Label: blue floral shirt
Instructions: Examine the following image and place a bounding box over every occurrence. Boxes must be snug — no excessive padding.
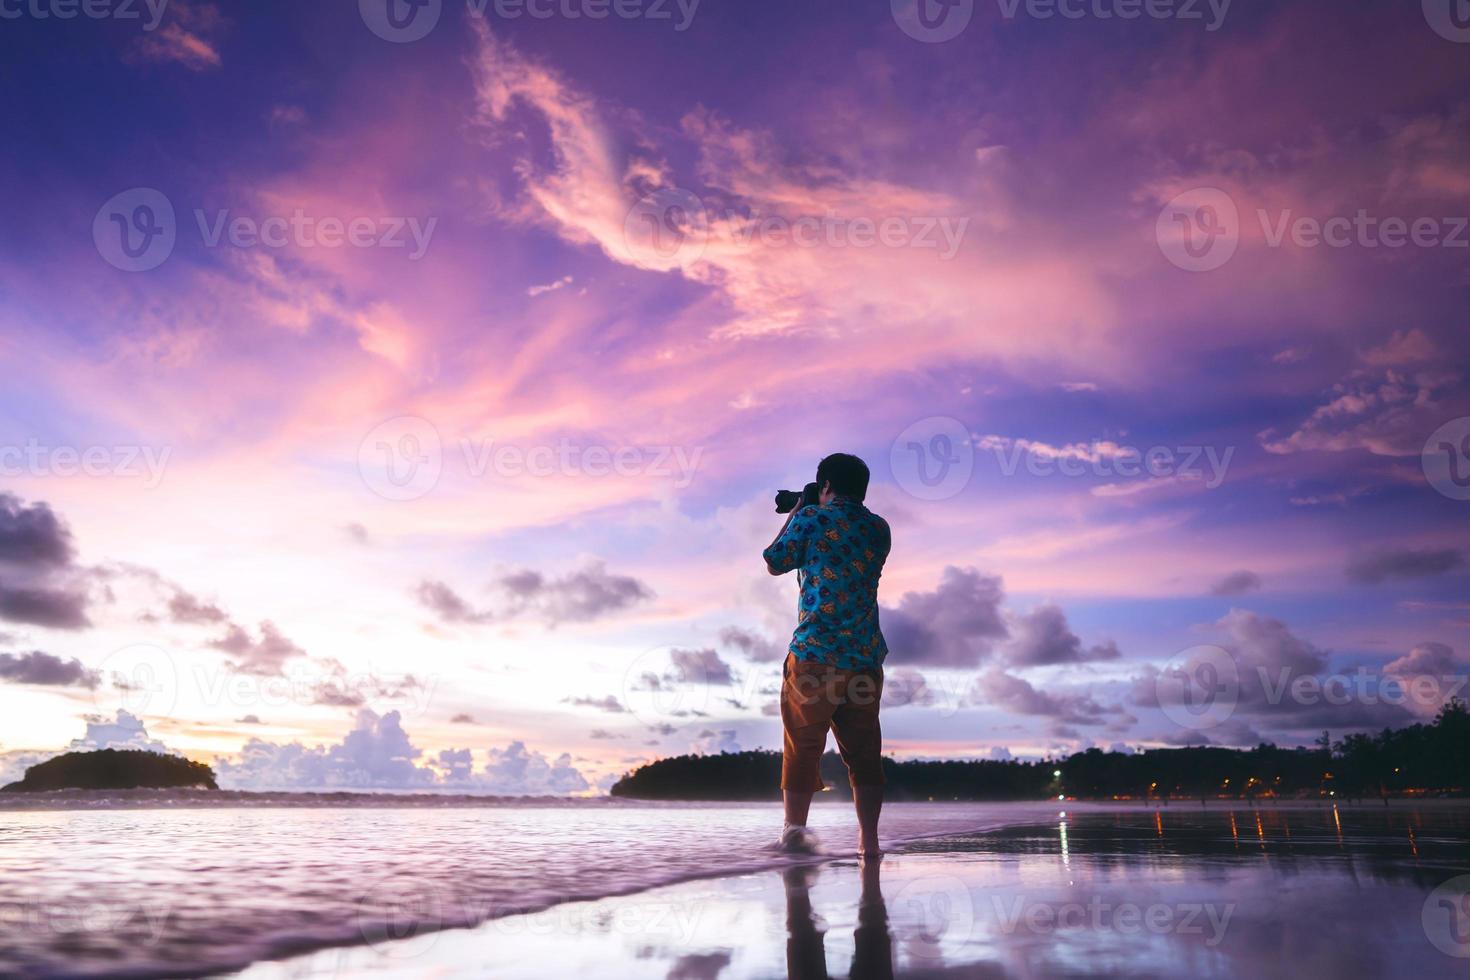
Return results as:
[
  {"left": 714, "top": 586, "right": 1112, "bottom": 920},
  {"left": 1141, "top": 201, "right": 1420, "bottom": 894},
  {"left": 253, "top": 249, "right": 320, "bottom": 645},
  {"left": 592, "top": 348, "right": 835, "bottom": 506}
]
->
[{"left": 762, "top": 496, "right": 891, "bottom": 671}]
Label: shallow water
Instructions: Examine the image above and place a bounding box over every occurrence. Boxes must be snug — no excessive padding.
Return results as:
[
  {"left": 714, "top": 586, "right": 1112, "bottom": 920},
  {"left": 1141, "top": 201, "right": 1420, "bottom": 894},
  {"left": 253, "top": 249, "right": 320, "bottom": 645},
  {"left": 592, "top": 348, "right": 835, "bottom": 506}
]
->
[
  {"left": 0, "top": 798, "right": 1074, "bottom": 978},
  {"left": 239, "top": 802, "right": 1470, "bottom": 980}
]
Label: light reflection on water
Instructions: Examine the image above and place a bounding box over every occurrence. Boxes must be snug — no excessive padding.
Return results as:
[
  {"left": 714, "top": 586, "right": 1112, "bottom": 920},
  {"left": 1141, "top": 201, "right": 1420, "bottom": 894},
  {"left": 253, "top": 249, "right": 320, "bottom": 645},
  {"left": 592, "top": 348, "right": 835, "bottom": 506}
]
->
[
  {"left": 1, "top": 800, "right": 1465, "bottom": 978},
  {"left": 243, "top": 801, "right": 1470, "bottom": 979},
  {"left": 0, "top": 799, "right": 1062, "bottom": 977}
]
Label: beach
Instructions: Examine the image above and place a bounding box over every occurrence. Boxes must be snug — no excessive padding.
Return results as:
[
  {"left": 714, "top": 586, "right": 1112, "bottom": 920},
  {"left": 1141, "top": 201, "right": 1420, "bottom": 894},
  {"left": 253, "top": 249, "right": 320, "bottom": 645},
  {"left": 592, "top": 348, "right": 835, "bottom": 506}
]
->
[{"left": 3, "top": 799, "right": 1466, "bottom": 977}]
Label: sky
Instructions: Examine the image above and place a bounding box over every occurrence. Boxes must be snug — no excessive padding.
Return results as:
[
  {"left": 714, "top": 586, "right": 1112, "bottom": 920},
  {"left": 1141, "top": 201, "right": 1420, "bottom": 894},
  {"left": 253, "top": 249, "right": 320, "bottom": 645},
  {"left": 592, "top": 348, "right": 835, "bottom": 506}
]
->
[{"left": 0, "top": 0, "right": 1467, "bottom": 793}]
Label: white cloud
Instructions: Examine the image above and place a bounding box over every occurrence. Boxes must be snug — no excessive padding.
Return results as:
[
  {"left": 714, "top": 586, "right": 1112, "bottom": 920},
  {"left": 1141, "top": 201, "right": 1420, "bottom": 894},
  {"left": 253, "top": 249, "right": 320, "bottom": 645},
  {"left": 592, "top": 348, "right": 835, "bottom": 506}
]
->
[{"left": 215, "top": 710, "right": 591, "bottom": 795}]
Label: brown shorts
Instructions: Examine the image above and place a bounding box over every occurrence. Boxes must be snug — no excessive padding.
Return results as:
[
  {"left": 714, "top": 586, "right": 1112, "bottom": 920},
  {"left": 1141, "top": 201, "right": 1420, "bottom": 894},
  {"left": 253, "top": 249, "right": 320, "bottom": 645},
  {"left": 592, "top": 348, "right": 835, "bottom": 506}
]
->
[{"left": 779, "top": 653, "right": 885, "bottom": 792}]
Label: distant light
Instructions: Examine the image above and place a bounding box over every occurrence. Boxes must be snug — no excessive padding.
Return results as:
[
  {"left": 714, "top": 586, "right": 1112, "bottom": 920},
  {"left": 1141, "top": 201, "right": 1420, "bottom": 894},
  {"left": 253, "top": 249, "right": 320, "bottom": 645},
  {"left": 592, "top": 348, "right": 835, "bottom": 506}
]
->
[
  {"left": 1059, "top": 811, "right": 1067, "bottom": 818},
  {"left": 1057, "top": 794, "right": 1065, "bottom": 800},
  {"left": 1053, "top": 769, "right": 1062, "bottom": 778}
]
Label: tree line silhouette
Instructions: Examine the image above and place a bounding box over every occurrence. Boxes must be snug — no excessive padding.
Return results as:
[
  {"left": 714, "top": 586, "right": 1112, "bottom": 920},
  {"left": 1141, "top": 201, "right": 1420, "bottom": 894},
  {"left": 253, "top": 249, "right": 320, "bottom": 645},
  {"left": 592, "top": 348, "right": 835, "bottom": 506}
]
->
[
  {"left": 611, "top": 700, "right": 1468, "bottom": 802},
  {"left": 1, "top": 749, "right": 219, "bottom": 793}
]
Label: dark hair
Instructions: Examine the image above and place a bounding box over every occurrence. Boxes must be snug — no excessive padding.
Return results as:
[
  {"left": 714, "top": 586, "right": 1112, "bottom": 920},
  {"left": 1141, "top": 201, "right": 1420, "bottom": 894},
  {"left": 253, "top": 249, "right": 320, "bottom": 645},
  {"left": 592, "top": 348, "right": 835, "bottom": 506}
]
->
[{"left": 816, "top": 453, "right": 870, "bottom": 501}]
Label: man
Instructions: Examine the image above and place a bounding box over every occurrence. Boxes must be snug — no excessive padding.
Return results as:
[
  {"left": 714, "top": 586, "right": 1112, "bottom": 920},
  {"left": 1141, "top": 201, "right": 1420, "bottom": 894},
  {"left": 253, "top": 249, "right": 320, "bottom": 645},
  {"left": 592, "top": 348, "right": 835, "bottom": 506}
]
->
[{"left": 762, "top": 452, "right": 891, "bottom": 860}]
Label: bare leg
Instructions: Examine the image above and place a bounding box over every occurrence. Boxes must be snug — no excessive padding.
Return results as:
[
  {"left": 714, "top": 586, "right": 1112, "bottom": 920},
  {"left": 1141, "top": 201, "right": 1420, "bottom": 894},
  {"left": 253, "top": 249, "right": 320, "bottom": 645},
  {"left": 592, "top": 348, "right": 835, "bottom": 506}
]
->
[
  {"left": 785, "top": 789, "right": 815, "bottom": 827},
  {"left": 854, "top": 785, "right": 883, "bottom": 858}
]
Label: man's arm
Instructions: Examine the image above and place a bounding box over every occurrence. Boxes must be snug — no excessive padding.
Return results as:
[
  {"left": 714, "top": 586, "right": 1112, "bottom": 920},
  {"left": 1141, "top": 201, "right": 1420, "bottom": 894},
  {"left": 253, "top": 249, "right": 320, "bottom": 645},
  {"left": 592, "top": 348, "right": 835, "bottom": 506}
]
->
[{"left": 762, "top": 506, "right": 809, "bottom": 576}]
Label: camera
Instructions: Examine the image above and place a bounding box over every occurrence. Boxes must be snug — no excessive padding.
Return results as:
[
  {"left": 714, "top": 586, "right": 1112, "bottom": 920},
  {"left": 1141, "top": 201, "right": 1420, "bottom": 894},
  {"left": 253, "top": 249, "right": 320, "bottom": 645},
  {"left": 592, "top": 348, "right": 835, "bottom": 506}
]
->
[{"left": 775, "top": 482, "right": 822, "bottom": 514}]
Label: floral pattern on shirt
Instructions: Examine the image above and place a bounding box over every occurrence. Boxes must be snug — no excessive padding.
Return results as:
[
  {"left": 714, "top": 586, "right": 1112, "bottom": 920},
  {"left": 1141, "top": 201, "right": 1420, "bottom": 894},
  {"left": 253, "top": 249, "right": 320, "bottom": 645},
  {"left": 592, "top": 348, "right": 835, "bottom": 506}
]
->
[{"left": 762, "top": 496, "right": 891, "bottom": 670}]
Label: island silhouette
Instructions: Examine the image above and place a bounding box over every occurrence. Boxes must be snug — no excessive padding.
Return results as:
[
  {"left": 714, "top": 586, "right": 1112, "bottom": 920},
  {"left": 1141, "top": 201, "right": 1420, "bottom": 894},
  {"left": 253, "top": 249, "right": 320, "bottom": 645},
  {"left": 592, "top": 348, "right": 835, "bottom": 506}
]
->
[{"left": 2, "top": 748, "right": 218, "bottom": 793}]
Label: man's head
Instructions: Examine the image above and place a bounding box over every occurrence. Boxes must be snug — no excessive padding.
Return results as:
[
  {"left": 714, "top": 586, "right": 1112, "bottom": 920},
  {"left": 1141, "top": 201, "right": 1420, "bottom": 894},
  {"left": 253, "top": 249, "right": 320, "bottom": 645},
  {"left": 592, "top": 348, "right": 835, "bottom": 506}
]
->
[{"left": 816, "top": 453, "right": 870, "bottom": 503}]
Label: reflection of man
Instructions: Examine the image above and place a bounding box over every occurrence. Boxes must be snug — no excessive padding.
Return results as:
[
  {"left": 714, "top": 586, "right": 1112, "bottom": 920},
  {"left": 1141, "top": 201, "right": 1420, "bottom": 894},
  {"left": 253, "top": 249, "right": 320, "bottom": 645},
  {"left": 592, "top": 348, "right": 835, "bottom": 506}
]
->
[
  {"left": 763, "top": 453, "right": 891, "bottom": 858},
  {"left": 783, "top": 863, "right": 894, "bottom": 980}
]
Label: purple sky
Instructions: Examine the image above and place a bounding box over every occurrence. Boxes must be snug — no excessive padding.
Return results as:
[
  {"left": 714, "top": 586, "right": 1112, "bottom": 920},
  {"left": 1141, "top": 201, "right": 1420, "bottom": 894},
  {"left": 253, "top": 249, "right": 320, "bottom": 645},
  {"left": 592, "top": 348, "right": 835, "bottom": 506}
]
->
[{"left": 0, "top": 0, "right": 1466, "bottom": 791}]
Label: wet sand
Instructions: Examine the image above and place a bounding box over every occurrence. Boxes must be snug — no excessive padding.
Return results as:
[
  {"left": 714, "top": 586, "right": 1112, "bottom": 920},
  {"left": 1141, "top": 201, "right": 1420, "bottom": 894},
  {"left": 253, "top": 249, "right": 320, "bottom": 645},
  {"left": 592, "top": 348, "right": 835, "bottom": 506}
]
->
[{"left": 237, "top": 802, "right": 1470, "bottom": 979}]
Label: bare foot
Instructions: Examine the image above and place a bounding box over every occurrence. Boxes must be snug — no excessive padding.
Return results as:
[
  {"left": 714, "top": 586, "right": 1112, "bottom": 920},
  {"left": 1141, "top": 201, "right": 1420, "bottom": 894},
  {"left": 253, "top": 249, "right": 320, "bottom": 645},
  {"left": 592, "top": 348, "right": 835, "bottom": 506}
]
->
[{"left": 768, "top": 823, "right": 823, "bottom": 855}]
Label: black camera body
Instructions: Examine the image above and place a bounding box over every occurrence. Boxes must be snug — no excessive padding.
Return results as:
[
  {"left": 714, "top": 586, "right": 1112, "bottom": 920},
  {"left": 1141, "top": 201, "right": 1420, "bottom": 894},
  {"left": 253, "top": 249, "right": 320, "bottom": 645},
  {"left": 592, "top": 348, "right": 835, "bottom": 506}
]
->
[{"left": 775, "top": 482, "right": 822, "bottom": 514}]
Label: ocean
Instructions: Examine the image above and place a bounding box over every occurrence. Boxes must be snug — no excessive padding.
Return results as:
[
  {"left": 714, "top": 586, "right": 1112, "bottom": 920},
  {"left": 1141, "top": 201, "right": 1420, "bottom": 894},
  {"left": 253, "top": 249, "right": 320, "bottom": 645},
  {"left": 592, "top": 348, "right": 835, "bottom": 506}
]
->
[{"left": 2, "top": 797, "right": 1466, "bottom": 978}]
